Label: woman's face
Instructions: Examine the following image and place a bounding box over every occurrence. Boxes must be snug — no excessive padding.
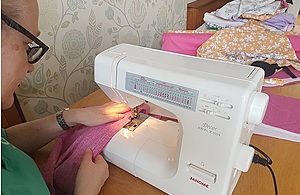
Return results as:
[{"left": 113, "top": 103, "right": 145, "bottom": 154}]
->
[{"left": 1, "top": 0, "right": 39, "bottom": 109}]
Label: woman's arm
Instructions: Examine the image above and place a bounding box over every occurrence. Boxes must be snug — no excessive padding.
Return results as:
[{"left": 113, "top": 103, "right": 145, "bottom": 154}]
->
[{"left": 5, "top": 102, "right": 130, "bottom": 154}]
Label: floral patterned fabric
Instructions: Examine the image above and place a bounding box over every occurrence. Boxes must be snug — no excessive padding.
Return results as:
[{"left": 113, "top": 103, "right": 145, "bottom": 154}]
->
[
  {"left": 197, "top": 20, "right": 300, "bottom": 71},
  {"left": 241, "top": 9, "right": 283, "bottom": 21}
]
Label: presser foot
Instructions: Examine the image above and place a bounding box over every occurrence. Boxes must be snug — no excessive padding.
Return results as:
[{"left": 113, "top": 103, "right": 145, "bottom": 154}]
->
[{"left": 123, "top": 113, "right": 149, "bottom": 131}]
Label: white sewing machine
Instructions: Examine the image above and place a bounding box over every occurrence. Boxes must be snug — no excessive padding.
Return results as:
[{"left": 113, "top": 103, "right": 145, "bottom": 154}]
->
[{"left": 94, "top": 44, "right": 269, "bottom": 194}]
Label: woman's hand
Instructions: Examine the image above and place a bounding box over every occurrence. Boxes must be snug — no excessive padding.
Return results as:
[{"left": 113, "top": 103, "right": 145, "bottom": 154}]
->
[
  {"left": 74, "top": 148, "right": 109, "bottom": 195},
  {"left": 65, "top": 102, "right": 130, "bottom": 127}
]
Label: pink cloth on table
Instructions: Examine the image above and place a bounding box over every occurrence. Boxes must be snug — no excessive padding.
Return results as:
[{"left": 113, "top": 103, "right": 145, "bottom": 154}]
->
[
  {"left": 287, "top": 35, "right": 300, "bottom": 60},
  {"left": 261, "top": 68, "right": 300, "bottom": 137},
  {"left": 162, "top": 33, "right": 213, "bottom": 56},
  {"left": 41, "top": 105, "right": 149, "bottom": 195},
  {"left": 262, "top": 93, "right": 300, "bottom": 135},
  {"left": 162, "top": 32, "right": 300, "bottom": 60},
  {"left": 266, "top": 65, "right": 300, "bottom": 79}
]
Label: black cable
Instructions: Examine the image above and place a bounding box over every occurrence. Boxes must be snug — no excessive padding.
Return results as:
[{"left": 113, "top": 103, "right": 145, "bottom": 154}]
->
[
  {"left": 266, "top": 164, "right": 278, "bottom": 195},
  {"left": 250, "top": 144, "right": 278, "bottom": 195},
  {"left": 249, "top": 144, "right": 272, "bottom": 165}
]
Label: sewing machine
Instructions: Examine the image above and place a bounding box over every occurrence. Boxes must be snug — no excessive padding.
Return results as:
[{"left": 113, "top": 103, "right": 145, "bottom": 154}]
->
[{"left": 94, "top": 44, "right": 269, "bottom": 194}]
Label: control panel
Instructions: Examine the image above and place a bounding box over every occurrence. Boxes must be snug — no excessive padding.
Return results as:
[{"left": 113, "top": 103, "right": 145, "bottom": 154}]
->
[
  {"left": 198, "top": 93, "right": 234, "bottom": 121},
  {"left": 125, "top": 72, "right": 199, "bottom": 111}
]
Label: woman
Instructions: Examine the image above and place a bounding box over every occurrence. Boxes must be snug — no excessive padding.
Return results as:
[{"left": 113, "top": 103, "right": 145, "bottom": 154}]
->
[{"left": 1, "top": 0, "right": 129, "bottom": 194}]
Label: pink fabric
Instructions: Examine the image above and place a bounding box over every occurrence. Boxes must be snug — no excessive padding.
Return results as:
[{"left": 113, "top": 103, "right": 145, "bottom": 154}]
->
[
  {"left": 262, "top": 93, "right": 300, "bottom": 134},
  {"left": 41, "top": 116, "right": 130, "bottom": 195},
  {"left": 41, "top": 105, "right": 149, "bottom": 195},
  {"left": 287, "top": 35, "right": 300, "bottom": 60},
  {"left": 262, "top": 67, "right": 300, "bottom": 135},
  {"left": 162, "top": 32, "right": 300, "bottom": 59},
  {"left": 267, "top": 66, "right": 300, "bottom": 79},
  {"left": 162, "top": 33, "right": 213, "bottom": 56}
]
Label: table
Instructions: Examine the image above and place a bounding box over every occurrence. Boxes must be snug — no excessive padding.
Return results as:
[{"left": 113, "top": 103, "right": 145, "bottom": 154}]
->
[{"left": 32, "top": 82, "right": 300, "bottom": 195}]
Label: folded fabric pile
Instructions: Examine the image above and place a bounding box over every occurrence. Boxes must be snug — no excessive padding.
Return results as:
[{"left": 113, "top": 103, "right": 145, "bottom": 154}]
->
[
  {"left": 202, "top": 0, "right": 296, "bottom": 32},
  {"left": 197, "top": 20, "right": 300, "bottom": 71}
]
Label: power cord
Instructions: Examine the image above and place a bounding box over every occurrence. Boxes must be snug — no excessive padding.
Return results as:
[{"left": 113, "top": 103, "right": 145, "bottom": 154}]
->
[{"left": 249, "top": 144, "right": 278, "bottom": 195}]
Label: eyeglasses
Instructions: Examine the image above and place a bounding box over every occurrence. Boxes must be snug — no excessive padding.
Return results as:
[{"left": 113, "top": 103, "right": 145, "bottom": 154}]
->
[{"left": 1, "top": 13, "right": 49, "bottom": 64}]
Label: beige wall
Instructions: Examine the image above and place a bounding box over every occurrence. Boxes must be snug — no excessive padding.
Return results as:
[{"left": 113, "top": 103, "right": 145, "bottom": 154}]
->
[{"left": 16, "top": 0, "right": 187, "bottom": 121}]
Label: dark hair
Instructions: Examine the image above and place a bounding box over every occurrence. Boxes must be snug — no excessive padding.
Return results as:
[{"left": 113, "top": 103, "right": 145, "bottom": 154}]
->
[{"left": 1, "top": 0, "right": 23, "bottom": 30}]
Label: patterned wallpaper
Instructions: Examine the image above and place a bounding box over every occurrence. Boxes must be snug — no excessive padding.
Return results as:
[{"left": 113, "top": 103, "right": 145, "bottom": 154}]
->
[{"left": 15, "top": 0, "right": 187, "bottom": 121}]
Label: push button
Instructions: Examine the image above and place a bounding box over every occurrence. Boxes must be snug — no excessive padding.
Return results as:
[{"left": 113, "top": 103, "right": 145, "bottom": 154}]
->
[{"left": 188, "top": 164, "right": 216, "bottom": 183}]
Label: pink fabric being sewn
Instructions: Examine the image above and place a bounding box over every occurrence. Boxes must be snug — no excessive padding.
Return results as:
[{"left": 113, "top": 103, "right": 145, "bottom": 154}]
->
[{"left": 41, "top": 105, "right": 149, "bottom": 195}]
